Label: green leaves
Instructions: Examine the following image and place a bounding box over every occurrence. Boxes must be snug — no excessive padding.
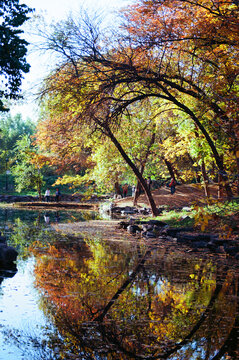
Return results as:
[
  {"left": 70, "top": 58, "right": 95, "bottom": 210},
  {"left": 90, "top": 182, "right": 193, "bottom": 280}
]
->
[{"left": 0, "top": 0, "right": 33, "bottom": 111}]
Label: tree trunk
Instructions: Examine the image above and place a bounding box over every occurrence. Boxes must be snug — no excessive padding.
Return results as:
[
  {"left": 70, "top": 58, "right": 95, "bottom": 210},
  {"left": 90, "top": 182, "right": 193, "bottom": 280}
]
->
[
  {"left": 106, "top": 126, "right": 159, "bottom": 216},
  {"left": 235, "top": 151, "right": 239, "bottom": 195},
  {"left": 201, "top": 160, "right": 211, "bottom": 199},
  {"left": 164, "top": 158, "right": 175, "bottom": 179},
  {"left": 218, "top": 172, "right": 224, "bottom": 199},
  {"left": 132, "top": 126, "right": 156, "bottom": 208},
  {"left": 162, "top": 87, "right": 233, "bottom": 198},
  {"left": 37, "top": 182, "right": 42, "bottom": 201},
  {"left": 133, "top": 180, "right": 141, "bottom": 206}
]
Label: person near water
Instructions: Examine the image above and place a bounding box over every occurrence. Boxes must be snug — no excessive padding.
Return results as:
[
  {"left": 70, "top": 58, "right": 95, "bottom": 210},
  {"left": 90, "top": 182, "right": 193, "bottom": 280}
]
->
[
  {"left": 122, "top": 183, "right": 128, "bottom": 198},
  {"left": 169, "top": 178, "right": 176, "bottom": 194},
  {"left": 45, "top": 188, "right": 50, "bottom": 202},
  {"left": 55, "top": 188, "right": 61, "bottom": 202}
]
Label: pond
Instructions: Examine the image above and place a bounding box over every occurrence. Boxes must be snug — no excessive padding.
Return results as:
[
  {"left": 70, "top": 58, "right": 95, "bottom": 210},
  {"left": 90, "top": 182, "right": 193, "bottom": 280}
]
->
[{"left": 0, "top": 207, "right": 238, "bottom": 359}]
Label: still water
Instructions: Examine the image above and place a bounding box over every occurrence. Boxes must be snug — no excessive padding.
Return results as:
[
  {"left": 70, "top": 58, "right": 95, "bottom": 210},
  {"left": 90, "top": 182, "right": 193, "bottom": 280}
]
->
[{"left": 0, "top": 208, "right": 238, "bottom": 359}]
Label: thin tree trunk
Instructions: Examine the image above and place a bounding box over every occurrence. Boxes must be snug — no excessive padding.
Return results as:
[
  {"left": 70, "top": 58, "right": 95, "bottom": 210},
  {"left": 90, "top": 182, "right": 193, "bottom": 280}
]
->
[
  {"left": 164, "top": 158, "right": 175, "bottom": 179},
  {"left": 217, "top": 155, "right": 224, "bottom": 199},
  {"left": 133, "top": 180, "right": 141, "bottom": 206},
  {"left": 161, "top": 86, "right": 233, "bottom": 198},
  {"left": 106, "top": 126, "right": 159, "bottom": 216},
  {"left": 132, "top": 126, "right": 156, "bottom": 208},
  {"left": 235, "top": 151, "right": 239, "bottom": 195},
  {"left": 94, "top": 249, "right": 151, "bottom": 322},
  {"left": 201, "top": 160, "right": 211, "bottom": 199},
  {"left": 38, "top": 183, "right": 42, "bottom": 201},
  {"left": 218, "top": 171, "right": 224, "bottom": 200}
]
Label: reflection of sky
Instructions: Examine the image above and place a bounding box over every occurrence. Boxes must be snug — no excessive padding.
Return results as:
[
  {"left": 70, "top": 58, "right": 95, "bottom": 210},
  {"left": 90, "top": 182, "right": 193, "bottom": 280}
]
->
[{"left": 0, "top": 257, "right": 51, "bottom": 359}]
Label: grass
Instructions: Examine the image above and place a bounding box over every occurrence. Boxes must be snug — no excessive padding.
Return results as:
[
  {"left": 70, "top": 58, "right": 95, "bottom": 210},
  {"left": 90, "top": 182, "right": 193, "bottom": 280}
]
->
[
  {"left": 144, "top": 198, "right": 239, "bottom": 234},
  {"left": 159, "top": 209, "right": 195, "bottom": 228},
  {"left": 142, "top": 207, "right": 196, "bottom": 228}
]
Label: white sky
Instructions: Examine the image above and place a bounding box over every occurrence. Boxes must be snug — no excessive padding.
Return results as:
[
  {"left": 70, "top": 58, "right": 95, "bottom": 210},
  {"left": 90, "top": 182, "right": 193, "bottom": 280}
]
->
[{"left": 11, "top": 0, "right": 132, "bottom": 121}]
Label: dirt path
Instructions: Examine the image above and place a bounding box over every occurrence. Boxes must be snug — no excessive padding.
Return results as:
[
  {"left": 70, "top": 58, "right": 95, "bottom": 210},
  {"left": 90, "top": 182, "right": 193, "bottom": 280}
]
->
[{"left": 114, "top": 184, "right": 219, "bottom": 209}]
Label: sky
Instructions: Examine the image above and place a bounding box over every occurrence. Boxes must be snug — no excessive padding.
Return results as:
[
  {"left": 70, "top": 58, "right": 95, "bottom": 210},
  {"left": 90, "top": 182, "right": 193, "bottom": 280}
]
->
[{"left": 11, "top": 0, "right": 132, "bottom": 121}]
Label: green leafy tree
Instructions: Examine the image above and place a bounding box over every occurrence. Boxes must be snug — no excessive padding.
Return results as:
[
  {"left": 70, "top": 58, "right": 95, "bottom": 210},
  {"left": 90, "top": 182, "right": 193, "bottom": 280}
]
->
[
  {"left": 0, "top": 112, "right": 35, "bottom": 172},
  {"left": 11, "top": 135, "right": 45, "bottom": 198},
  {"left": 0, "top": 0, "right": 33, "bottom": 111},
  {"left": 54, "top": 100, "right": 162, "bottom": 194}
]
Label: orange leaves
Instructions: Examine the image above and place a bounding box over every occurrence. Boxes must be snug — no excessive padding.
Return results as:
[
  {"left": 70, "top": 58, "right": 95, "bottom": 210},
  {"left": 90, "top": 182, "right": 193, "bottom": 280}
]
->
[{"left": 29, "top": 152, "right": 51, "bottom": 168}]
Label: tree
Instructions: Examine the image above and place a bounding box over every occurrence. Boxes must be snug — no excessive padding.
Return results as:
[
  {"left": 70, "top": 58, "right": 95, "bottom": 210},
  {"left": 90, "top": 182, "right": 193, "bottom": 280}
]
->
[
  {"left": 0, "top": 112, "right": 35, "bottom": 172},
  {"left": 118, "top": 0, "right": 238, "bottom": 195},
  {"left": 39, "top": 66, "right": 161, "bottom": 214},
  {"left": 39, "top": 1, "right": 238, "bottom": 199},
  {"left": 36, "top": 108, "right": 92, "bottom": 175},
  {"left": 37, "top": 98, "right": 166, "bottom": 197},
  {"left": 11, "top": 135, "right": 45, "bottom": 199},
  {"left": 36, "top": 0, "right": 239, "bottom": 210},
  {"left": 0, "top": 0, "right": 33, "bottom": 111}
]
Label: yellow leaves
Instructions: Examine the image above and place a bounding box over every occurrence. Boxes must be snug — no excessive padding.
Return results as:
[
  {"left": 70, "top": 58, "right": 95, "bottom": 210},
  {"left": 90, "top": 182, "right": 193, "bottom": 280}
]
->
[
  {"left": 29, "top": 153, "right": 50, "bottom": 168},
  {"left": 193, "top": 200, "right": 239, "bottom": 239},
  {"left": 193, "top": 204, "right": 213, "bottom": 232}
]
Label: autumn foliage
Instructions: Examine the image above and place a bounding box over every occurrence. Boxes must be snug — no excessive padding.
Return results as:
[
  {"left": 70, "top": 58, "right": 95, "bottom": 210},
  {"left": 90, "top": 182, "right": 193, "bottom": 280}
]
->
[{"left": 35, "top": 0, "right": 239, "bottom": 211}]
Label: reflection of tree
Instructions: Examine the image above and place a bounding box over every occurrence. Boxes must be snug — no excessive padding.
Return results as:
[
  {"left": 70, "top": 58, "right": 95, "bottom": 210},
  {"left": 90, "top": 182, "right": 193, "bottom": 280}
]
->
[
  {"left": 9, "top": 218, "right": 62, "bottom": 259},
  {"left": 94, "top": 246, "right": 151, "bottom": 322},
  {"left": 213, "top": 307, "right": 239, "bottom": 359},
  {"left": 210, "top": 270, "right": 239, "bottom": 360},
  {"left": 31, "top": 237, "right": 239, "bottom": 359}
]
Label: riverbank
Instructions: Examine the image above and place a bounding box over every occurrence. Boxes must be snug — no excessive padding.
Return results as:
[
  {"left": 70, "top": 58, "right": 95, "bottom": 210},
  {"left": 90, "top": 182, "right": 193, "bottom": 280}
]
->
[{"left": 1, "top": 184, "right": 238, "bottom": 242}]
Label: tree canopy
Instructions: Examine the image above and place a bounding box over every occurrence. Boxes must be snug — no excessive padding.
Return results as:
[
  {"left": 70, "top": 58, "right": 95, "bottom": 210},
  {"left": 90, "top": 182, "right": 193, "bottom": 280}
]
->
[
  {"left": 0, "top": 0, "right": 33, "bottom": 111},
  {"left": 36, "top": 0, "right": 239, "bottom": 213}
]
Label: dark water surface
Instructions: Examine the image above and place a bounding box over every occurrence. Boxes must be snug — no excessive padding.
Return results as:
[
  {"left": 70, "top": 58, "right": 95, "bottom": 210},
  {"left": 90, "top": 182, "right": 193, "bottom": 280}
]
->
[{"left": 0, "top": 208, "right": 238, "bottom": 359}]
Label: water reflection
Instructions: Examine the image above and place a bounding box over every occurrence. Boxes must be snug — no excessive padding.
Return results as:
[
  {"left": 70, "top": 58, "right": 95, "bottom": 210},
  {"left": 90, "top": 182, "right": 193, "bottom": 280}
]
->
[
  {"left": 32, "top": 237, "right": 239, "bottom": 359},
  {"left": 0, "top": 208, "right": 238, "bottom": 359}
]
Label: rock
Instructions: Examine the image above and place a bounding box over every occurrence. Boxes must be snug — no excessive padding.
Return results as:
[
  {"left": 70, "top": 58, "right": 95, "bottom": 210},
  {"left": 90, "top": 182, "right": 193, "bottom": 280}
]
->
[
  {"left": 110, "top": 206, "right": 123, "bottom": 213},
  {"left": 180, "top": 215, "right": 191, "bottom": 221},
  {"left": 121, "top": 206, "right": 138, "bottom": 215},
  {"left": 0, "top": 236, "right": 6, "bottom": 243},
  {"left": 176, "top": 232, "right": 212, "bottom": 243},
  {"left": 142, "top": 231, "right": 157, "bottom": 238},
  {"left": 207, "top": 241, "right": 217, "bottom": 251},
  {"left": 224, "top": 246, "right": 239, "bottom": 256},
  {"left": 148, "top": 220, "right": 168, "bottom": 227},
  {"left": 0, "top": 243, "right": 18, "bottom": 267},
  {"left": 127, "top": 225, "right": 141, "bottom": 234},
  {"left": 118, "top": 221, "right": 130, "bottom": 230},
  {"left": 191, "top": 241, "right": 208, "bottom": 248},
  {"left": 182, "top": 207, "right": 192, "bottom": 211},
  {"left": 138, "top": 208, "right": 151, "bottom": 215},
  {"left": 121, "top": 210, "right": 135, "bottom": 215},
  {"left": 152, "top": 225, "right": 165, "bottom": 235},
  {"left": 142, "top": 224, "right": 153, "bottom": 232},
  {"left": 162, "top": 227, "right": 194, "bottom": 237}
]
